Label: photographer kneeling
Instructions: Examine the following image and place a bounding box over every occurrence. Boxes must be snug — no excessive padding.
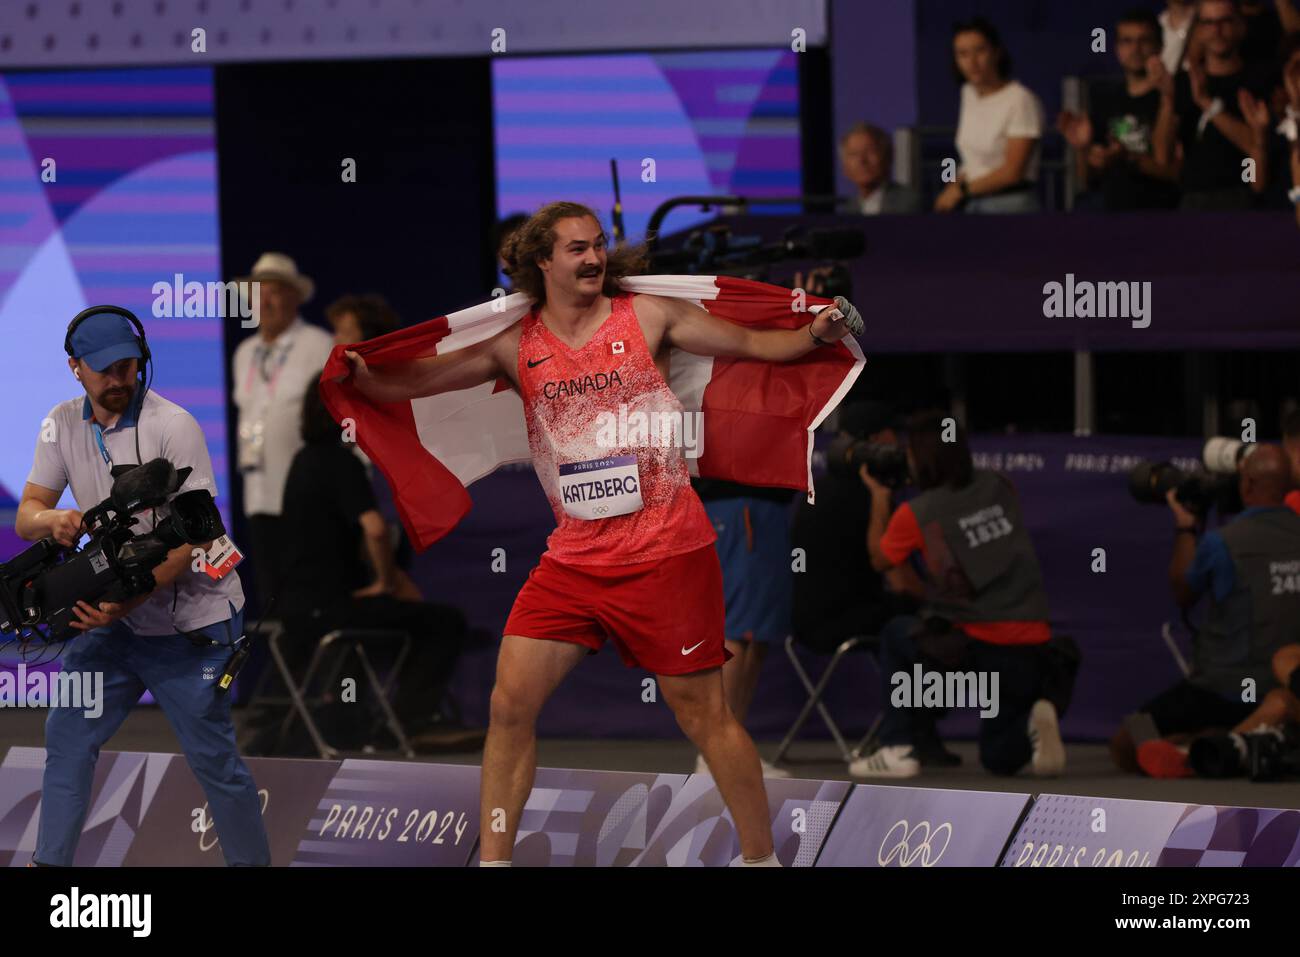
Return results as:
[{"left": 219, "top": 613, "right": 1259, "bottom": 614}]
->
[
  {"left": 851, "top": 412, "right": 1070, "bottom": 779},
  {"left": 1111, "top": 444, "right": 1300, "bottom": 778},
  {"left": 16, "top": 308, "right": 269, "bottom": 866},
  {"left": 255, "top": 378, "right": 478, "bottom": 754}
]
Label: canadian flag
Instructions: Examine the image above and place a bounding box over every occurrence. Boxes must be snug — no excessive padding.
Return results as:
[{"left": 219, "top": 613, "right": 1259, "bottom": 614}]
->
[
  {"left": 320, "top": 275, "right": 864, "bottom": 551},
  {"left": 609, "top": 340, "right": 625, "bottom": 356}
]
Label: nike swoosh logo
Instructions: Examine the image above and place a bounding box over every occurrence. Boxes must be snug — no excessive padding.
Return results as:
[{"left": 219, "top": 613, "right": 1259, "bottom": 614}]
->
[
  {"left": 527, "top": 355, "right": 553, "bottom": 368},
  {"left": 681, "top": 640, "right": 707, "bottom": 655}
]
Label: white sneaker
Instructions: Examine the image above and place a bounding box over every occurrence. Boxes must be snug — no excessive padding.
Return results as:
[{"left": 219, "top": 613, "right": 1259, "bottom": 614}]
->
[
  {"left": 694, "top": 754, "right": 791, "bottom": 779},
  {"left": 848, "top": 745, "right": 920, "bottom": 779},
  {"left": 1028, "top": 699, "right": 1066, "bottom": 777}
]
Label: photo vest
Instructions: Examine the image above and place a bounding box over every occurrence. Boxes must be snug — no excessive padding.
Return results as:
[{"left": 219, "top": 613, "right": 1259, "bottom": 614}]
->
[
  {"left": 907, "top": 469, "right": 1051, "bottom": 624},
  {"left": 1194, "top": 507, "right": 1300, "bottom": 698}
]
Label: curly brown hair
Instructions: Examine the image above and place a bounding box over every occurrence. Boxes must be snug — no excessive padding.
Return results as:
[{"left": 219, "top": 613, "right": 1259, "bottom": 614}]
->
[{"left": 500, "top": 201, "right": 648, "bottom": 303}]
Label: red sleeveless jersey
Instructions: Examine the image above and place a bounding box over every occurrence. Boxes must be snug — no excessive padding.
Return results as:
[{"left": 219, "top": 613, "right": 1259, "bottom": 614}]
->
[{"left": 516, "top": 292, "right": 716, "bottom": 565}]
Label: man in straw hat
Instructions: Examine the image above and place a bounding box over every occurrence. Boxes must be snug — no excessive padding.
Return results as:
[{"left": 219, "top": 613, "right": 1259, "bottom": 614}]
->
[{"left": 231, "top": 252, "right": 333, "bottom": 607}]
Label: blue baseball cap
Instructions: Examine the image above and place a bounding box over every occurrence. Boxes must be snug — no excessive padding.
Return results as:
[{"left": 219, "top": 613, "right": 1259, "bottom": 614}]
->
[{"left": 68, "top": 311, "right": 143, "bottom": 372}]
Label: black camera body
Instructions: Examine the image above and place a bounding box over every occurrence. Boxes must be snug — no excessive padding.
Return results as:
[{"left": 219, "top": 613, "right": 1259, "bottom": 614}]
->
[
  {"left": 826, "top": 433, "right": 910, "bottom": 488},
  {"left": 1246, "top": 724, "right": 1300, "bottom": 782},
  {"left": 1127, "top": 461, "right": 1242, "bottom": 515},
  {"left": 0, "top": 459, "right": 225, "bottom": 643}
]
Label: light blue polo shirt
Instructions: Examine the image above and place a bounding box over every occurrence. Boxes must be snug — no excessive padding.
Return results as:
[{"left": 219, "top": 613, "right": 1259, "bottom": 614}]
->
[{"left": 26, "top": 388, "right": 244, "bottom": 636}]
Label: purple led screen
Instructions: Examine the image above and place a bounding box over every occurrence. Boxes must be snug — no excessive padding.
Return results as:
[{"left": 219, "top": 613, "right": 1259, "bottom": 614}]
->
[{"left": 492, "top": 49, "right": 802, "bottom": 242}]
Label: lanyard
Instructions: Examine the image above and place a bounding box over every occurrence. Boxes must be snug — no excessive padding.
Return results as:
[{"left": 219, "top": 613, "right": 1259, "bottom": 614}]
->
[
  {"left": 92, "top": 421, "right": 113, "bottom": 466},
  {"left": 242, "top": 339, "right": 293, "bottom": 400}
]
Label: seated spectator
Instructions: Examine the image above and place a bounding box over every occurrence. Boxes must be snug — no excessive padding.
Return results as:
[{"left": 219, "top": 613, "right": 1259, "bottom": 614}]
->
[
  {"left": 1156, "top": 0, "right": 1275, "bottom": 209},
  {"left": 1111, "top": 445, "right": 1300, "bottom": 776},
  {"left": 791, "top": 401, "right": 916, "bottom": 649},
  {"left": 791, "top": 402, "right": 951, "bottom": 767},
  {"left": 936, "top": 17, "right": 1044, "bottom": 214},
  {"left": 1059, "top": 8, "right": 1180, "bottom": 210},
  {"left": 1161, "top": 0, "right": 1197, "bottom": 73},
  {"left": 324, "top": 292, "right": 419, "bottom": 581},
  {"left": 325, "top": 293, "right": 400, "bottom": 348},
  {"left": 245, "top": 377, "right": 482, "bottom": 755},
  {"left": 838, "top": 123, "right": 922, "bottom": 214},
  {"left": 851, "top": 413, "right": 1074, "bottom": 779}
]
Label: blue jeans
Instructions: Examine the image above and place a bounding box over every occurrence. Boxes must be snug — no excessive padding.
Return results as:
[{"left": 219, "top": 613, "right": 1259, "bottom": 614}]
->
[{"left": 35, "top": 605, "right": 270, "bottom": 866}]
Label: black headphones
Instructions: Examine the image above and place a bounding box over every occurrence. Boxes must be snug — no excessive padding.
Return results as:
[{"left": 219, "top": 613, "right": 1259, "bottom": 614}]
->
[
  {"left": 65, "top": 304, "right": 152, "bottom": 363},
  {"left": 64, "top": 304, "right": 152, "bottom": 384}
]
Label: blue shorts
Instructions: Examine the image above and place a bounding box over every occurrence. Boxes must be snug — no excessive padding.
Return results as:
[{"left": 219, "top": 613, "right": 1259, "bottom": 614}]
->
[{"left": 702, "top": 497, "right": 792, "bottom": 644}]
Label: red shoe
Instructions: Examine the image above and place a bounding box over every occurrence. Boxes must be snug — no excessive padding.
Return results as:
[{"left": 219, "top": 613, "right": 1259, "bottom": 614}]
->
[{"left": 1136, "top": 739, "right": 1195, "bottom": 778}]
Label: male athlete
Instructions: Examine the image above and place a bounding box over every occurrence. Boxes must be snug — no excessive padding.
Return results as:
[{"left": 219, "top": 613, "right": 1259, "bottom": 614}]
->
[{"left": 344, "top": 201, "right": 862, "bottom": 866}]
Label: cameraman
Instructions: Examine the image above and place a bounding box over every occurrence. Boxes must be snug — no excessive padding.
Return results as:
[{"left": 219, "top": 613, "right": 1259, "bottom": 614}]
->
[
  {"left": 1112, "top": 443, "right": 1300, "bottom": 776},
  {"left": 851, "top": 411, "right": 1068, "bottom": 779},
  {"left": 16, "top": 309, "right": 269, "bottom": 866}
]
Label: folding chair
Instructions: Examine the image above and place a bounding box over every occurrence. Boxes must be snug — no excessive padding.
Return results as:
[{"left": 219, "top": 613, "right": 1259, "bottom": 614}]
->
[
  {"left": 775, "top": 634, "right": 884, "bottom": 763},
  {"left": 267, "top": 627, "right": 415, "bottom": 759},
  {"left": 1161, "top": 621, "right": 1193, "bottom": 678}
]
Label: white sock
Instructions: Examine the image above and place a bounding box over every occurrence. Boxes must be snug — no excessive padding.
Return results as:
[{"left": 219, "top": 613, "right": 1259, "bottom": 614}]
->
[
  {"left": 741, "top": 851, "right": 781, "bottom": 867},
  {"left": 480, "top": 859, "right": 512, "bottom": 867}
]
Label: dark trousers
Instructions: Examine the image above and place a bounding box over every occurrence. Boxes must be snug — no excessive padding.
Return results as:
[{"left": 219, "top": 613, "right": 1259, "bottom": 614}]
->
[
  {"left": 793, "top": 592, "right": 917, "bottom": 655},
  {"left": 279, "top": 595, "right": 469, "bottom": 732},
  {"left": 876, "top": 615, "right": 1051, "bottom": 775},
  {"left": 247, "top": 514, "right": 284, "bottom": 611}
]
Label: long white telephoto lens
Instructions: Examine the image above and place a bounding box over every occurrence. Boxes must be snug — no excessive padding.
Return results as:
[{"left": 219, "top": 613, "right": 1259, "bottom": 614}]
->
[{"left": 1202, "top": 436, "right": 1258, "bottom": 474}]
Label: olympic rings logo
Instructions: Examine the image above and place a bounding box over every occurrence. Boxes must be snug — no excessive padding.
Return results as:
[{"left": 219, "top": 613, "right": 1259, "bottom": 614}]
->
[
  {"left": 197, "top": 789, "right": 269, "bottom": 852},
  {"left": 877, "top": 819, "right": 953, "bottom": 867},
  {"left": 593, "top": 505, "right": 610, "bottom": 516}
]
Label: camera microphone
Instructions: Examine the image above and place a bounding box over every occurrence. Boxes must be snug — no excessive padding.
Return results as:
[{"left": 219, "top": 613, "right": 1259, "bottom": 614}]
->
[{"left": 110, "top": 458, "right": 188, "bottom": 514}]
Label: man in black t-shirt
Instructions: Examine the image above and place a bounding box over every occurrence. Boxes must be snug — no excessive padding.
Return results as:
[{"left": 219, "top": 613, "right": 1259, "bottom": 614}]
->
[
  {"left": 1059, "top": 9, "right": 1180, "bottom": 210},
  {"left": 256, "top": 378, "right": 478, "bottom": 754},
  {"left": 1156, "top": 0, "right": 1273, "bottom": 208}
]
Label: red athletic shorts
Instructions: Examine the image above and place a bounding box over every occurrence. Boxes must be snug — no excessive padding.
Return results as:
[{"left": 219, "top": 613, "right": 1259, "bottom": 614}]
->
[{"left": 503, "top": 544, "right": 729, "bottom": 675}]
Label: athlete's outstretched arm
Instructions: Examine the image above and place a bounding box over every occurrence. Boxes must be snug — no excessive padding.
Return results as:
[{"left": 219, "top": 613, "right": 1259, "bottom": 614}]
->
[
  {"left": 344, "top": 335, "right": 505, "bottom": 402},
  {"left": 653, "top": 294, "right": 862, "bottom": 362}
]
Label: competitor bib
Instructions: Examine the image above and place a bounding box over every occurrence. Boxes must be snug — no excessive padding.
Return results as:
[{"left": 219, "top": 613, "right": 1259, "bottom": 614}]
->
[{"left": 557, "top": 454, "right": 644, "bottom": 520}]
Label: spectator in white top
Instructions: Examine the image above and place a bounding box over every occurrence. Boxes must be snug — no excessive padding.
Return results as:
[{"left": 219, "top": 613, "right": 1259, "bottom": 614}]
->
[
  {"left": 936, "top": 17, "right": 1045, "bottom": 214},
  {"left": 231, "top": 252, "right": 334, "bottom": 608},
  {"left": 1161, "top": 0, "right": 1197, "bottom": 73}
]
